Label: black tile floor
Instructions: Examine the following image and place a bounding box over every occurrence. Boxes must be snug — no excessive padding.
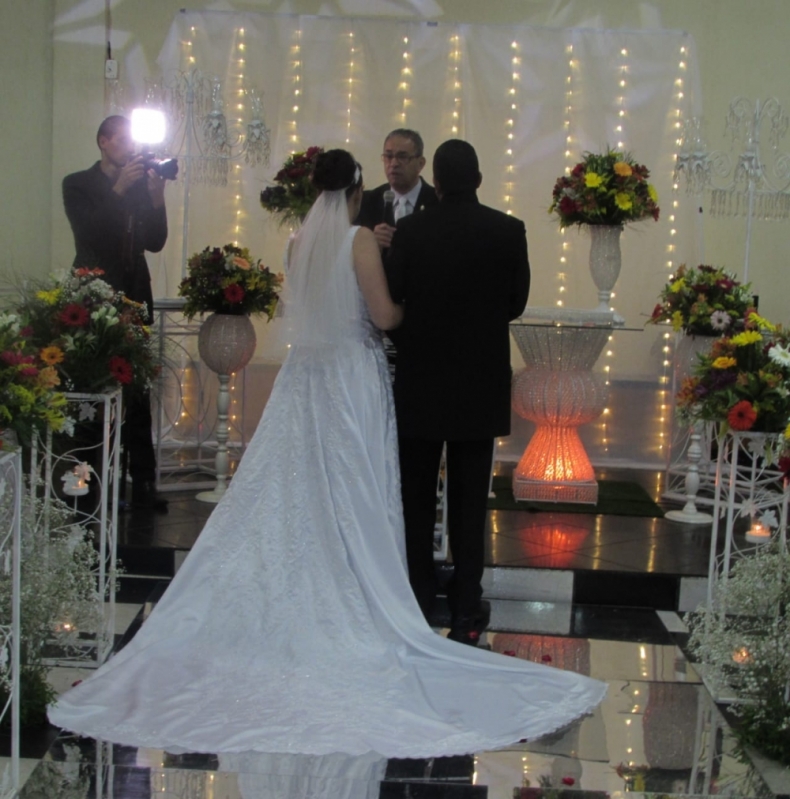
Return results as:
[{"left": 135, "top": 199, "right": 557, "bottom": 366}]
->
[{"left": 9, "top": 466, "right": 788, "bottom": 798}]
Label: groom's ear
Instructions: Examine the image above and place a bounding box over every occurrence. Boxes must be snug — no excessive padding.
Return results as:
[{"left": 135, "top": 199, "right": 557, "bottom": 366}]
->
[
  {"left": 433, "top": 176, "right": 443, "bottom": 199},
  {"left": 476, "top": 171, "right": 482, "bottom": 190}
]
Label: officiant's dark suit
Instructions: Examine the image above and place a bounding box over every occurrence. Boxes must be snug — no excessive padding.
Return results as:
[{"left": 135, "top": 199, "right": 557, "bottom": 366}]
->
[{"left": 386, "top": 139, "right": 530, "bottom": 645}]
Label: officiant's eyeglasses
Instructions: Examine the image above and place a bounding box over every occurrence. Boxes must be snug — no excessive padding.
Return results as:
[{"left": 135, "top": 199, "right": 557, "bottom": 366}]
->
[{"left": 381, "top": 152, "right": 419, "bottom": 164}]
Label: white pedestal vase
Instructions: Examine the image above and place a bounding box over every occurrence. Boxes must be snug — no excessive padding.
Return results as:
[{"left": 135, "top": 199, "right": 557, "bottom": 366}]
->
[
  {"left": 588, "top": 224, "right": 623, "bottom": 316},
  {"left": 196, "top": 313, "right": 257, "bottom": 503}
]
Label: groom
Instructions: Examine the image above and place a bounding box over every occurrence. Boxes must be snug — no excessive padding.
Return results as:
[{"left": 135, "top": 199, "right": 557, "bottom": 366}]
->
[{"left": 386, "top": 139, "right": 530, "bottom": 646}]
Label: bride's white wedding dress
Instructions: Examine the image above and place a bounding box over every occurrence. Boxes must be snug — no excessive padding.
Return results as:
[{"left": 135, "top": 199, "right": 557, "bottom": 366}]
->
[{"left": 50, "top": 194, "right": 606, "bottom": 758}]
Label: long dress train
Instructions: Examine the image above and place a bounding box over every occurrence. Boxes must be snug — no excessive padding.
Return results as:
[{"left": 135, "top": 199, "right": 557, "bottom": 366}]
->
[{"left": 49, "top": 225, "right": 606, "bottom": 757}]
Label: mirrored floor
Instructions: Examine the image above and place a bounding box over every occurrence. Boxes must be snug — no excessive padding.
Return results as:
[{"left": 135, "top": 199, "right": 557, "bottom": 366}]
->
[{"left": 23, "top": 634, "right": 775, "bottom": 799}]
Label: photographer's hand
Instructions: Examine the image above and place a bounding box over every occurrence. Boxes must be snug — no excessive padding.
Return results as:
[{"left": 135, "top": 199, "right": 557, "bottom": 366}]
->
[
  {"left": 147, "top": 170, "right": 166, "bottom": 209},
  {"left": 112, "top": 156, "right": 146, "bottom": 197}
]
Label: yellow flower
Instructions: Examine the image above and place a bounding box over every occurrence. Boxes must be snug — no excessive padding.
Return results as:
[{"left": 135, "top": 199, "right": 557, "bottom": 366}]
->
[
  {"left": 648, "top": 184, "right": 659, "bottom": 203},
  {"left": 40, "top": 345, "right": 65, "bottom": 366},
  {"left": 613, "top": 161, "right": 632, "bottom": 177},
  {"left": 747, "top": 311, "right": 776, "bottom": 332},
  {"left": 785, "top": 422, "right": 790, "bottom": 440},
  {"left": 731, "top": 330, "right": 763, "bottom": 346},
  {"left": 585, "top": 172, "right": 604, "bottom": 188},
  {"left": 614, "top": 192, "right": 632, "bottom": 211},
  {"left": 670, "top": 278, "right": 686, "bottom": 293},
  {"left": 671, "top": 310, "right": 684, "bottom": 331},
  {"left": 36, "top": 288, "right": 61, "bottom": 305},
  {"left": 712, "top": 356, "right": 737, "bottom": 369}
]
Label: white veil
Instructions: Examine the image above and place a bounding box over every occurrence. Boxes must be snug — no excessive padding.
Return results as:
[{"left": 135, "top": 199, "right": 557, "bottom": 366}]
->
[{"left": 281, "top": 188, "right": 360, "bottom": 348}]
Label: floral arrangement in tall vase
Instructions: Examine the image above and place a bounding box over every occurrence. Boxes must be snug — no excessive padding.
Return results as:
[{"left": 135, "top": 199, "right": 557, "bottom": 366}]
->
[
  {"left": 549, "top": 149, "right": 660, "bottom": 314},
  {"left": 178, "top": 245, "right": 283, "bottom": 504}
]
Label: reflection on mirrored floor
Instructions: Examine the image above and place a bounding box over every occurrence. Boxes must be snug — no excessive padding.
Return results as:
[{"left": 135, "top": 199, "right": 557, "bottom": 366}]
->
[{"left": 21, "top": 634, "right": 774, "bottom": 799}]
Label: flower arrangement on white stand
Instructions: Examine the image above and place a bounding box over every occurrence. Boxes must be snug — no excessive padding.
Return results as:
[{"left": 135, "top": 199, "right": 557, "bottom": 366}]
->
[{"left": 178, "top": 244, "right": 282, "bottom": 503}]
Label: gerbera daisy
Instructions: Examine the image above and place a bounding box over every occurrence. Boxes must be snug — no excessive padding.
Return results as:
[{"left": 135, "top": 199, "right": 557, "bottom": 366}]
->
[
  {"left": 109, "top": 355, "right": 133, "bottom": 385},
  {"left": 224, "top": 284, "right": 245, "bottom": 304},
  {"left": 727, "top": 400, "right": 757, "bottom": 431},
  {"left": 59, "top": 303, "right": 90, "bottom": 327}
]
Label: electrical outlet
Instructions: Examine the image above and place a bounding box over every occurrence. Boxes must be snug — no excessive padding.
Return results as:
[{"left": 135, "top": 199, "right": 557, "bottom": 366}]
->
[{"left": 105, "top": 59, "right": 118, "bottom": 80}]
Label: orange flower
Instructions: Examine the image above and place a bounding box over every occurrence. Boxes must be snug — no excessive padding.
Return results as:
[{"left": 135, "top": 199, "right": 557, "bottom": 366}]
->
[
  {"left": 614, "top": 161, "right": 633, "bottom": 177},
  {"left": 37, "top": 366, "right": 61, "bottom": 389},
  {"left": 40, "top": 345, "right": 65, "bottom": 366},
  {"left": 727, "top": 400, "right": 757, "bottom": 431},
  {"left": 232, "top": 256, "right": 251, "bottom": 270}
]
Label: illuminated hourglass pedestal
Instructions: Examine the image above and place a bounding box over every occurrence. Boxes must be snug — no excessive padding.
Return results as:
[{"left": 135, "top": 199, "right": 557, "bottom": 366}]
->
[{"left": 510, "top": 311, "right": 616, "bottom": 504}]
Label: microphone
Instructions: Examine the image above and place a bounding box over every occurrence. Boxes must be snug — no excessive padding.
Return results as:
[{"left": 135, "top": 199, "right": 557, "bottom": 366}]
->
[{"left": 383, "top": 189, "right": 395, "bottom": 227}]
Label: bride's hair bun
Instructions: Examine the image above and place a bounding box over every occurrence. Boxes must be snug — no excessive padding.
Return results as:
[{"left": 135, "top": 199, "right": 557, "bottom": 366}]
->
[{"left": 312, "top": 149, "right": 362, "bottom": 194}]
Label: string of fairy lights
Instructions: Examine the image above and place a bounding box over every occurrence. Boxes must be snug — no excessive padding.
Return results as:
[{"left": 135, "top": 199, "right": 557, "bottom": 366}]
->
[
  {"left": 397, "top": 34, "right": 413, "bottom": 126},
  {"left": 502, "top": 41, "right": 520, "bottom": 218},
  {"left": 556, "top": 43, "right": 577, "bottom": 309},
  {"left": 289, "top": 27, "right": 303, "bottom": 150},
  {"left": 345, "top": 30, "right": 356, "bottom": 145},
  {"left": 447, "top": 32, "right": 463, "bottom": 137}
]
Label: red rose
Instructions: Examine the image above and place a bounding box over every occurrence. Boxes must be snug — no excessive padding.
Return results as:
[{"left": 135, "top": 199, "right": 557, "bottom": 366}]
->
[
  {"left": 503, "top": 650, "right": 517, "bottom": 657},
  {"left": 19, "top": 366, "right": 39, "bottom": 378},
  {"left": 541, "top": 654, "right": 552, "bottom": 662},
  {"left": 109, "top": 355, "right": 133, "bottom": 385},
  {"left": 562, "top": 777, "right": 576, "bottom": 786},
  {"left": 558, "top": 196, "right": 578, "bottom": 216},
  {"left": 19, "top": 326, "right": 33, "bottom": 338},
  {"left": 571, "top": 162, "right": 585, "bottom": 177},
  {"left": 727, "top": 400, "right": 757, "bottom": 431},
  {"left": 778, "top": 456, "right": 790, "bottom": 478},
  {"left": 287, "top": 167, "right": 307, "bottom": 179},
  {"left": 59, "top": 303, "right": 90, "bottom": 327},
  {"left": 224, "top": 284, "right": 245, "bottom": 304}
]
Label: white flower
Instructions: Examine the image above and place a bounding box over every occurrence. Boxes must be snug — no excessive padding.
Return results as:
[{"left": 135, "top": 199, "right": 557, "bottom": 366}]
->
[
  {"left": 768, "top": 342, "right": 790, "bottom": 368},
  {"left": 710, "top": 310, "right": 731, "bottom": 331},
  {"left": 760, "top": 509, "right": 778, "bottom": 529}
]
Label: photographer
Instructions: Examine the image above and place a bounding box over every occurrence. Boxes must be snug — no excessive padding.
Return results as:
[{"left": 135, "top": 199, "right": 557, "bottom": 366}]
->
[{"left": 62, "top": 115, "right": 170, "bottom": 511}]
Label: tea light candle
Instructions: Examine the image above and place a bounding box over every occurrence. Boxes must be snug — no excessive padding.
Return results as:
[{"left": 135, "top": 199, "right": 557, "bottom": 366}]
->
[{"left": 746, "top": 518, "right": 771, "bottom": 543}]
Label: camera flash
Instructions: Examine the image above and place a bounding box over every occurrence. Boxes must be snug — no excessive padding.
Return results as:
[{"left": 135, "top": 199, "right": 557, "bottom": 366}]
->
[{"left": 131, "top": 108, "right": 166, "bottom": 145}]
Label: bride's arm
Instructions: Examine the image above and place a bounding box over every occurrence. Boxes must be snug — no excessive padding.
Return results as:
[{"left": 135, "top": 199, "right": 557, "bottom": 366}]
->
[{"left": 352, "top": 227, "right": 404, "bottom": 331}]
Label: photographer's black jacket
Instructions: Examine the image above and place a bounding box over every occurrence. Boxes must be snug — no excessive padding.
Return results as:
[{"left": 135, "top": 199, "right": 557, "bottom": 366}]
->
[{"left": 62, "top": 162, "right": 168, "bottom": 321}]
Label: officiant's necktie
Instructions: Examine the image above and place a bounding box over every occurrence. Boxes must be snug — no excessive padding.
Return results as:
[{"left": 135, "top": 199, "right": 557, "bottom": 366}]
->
[{"left": 394, "top": 198, "right": 411, "bottom": 222}]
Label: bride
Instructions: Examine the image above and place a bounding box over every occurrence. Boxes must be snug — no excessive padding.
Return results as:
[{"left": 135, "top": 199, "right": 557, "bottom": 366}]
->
[{"left": 49, "top": 149, "right": 606, "bottom": 758}]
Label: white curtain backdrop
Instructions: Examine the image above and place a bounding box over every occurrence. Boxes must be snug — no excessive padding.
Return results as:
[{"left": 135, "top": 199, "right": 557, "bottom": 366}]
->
[{"left": 144, "top": 10, "right": 702, "bottom": 466}]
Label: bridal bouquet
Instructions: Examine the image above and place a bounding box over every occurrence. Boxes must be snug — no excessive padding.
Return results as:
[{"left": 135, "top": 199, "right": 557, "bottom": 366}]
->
[
  {"left": 0, "top": 311, "right": 69, "bottom": 444},
  {"left": 178, "top": 244, "right": 283, "bottom": 321},
  {"left": 648, "top": 263, "right": 754, "bottom": 336},
  {"left": 259, "top": 146, "right": 324, "bottom": 225},
  {"left": 549, "top": 148, "right": 660, "bottom": 228},
  {"left": 15, "top": 269, "right": 160, "bottom": 395},
  {"left": 676, "top": 311, "right": 790, "bottom": 436}
]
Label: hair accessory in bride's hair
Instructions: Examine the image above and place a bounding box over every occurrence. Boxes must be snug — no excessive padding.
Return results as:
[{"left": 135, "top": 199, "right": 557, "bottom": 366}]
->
[{"left": 348, "top": 164, "right": 361, "bottom": 189}]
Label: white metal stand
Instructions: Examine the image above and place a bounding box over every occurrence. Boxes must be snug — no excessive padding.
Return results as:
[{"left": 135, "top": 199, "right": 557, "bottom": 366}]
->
[
  {"left": 196, "top": 373, "right": 233, "bottom": 504},
  {"left": 707, "top": 430, "right": 789, "bottom": 609},
  {"left": 0, "top": 449, "right": 22, "bottom": 797},
  {"left": 32, "top": 391, "right": 122, "bottom": 667}
]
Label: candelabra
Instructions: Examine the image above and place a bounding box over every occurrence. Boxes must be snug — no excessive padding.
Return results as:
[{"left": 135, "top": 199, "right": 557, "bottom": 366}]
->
[{"left": 674, "top": 97, "right": 790, "bottom": 282}]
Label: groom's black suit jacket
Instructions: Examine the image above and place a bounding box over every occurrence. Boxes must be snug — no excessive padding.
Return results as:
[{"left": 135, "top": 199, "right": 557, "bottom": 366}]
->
[
  {"left": 386, "top": 192, "right": 530, "bottom": 441},
  {"left": 356, "top": 178, "right": 438, "bottom": 230}
]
